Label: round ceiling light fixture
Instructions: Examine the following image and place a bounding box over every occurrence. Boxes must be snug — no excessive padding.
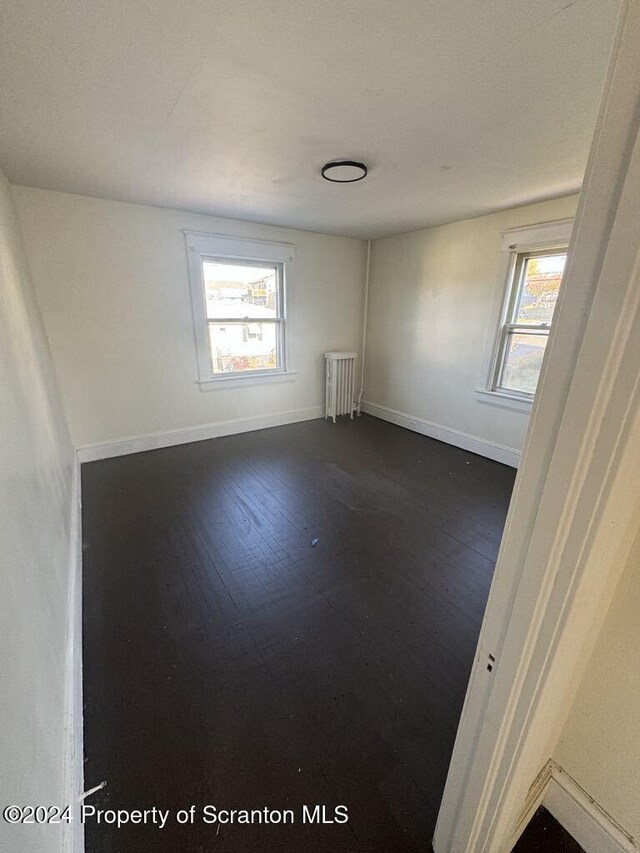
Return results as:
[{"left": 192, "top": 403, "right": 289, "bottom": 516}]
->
[{"left": 321, "top": 160, "right": 368, "bottom": 183}]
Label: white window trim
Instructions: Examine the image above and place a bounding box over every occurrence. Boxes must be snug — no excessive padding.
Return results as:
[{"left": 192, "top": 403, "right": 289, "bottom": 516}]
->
[
  {"left": 475, "top": 218, "right": 573, "bottom": 412},
  {"left": 183, "top": 231, "right": 296, "bottom": 389}
]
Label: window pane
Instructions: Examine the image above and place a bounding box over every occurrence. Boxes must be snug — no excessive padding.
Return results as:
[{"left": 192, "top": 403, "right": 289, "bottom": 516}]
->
[
  {"left": 514, "top": 253, "right": 566, "bottom": 324},
  {"left": 202, "top": 261, "right": 279, "bottom": 319},
  {"left": 208, "top": 322, "right": 279, "bottom": 374},
  {"left": 499, "top": 332, "right": 548, "bottom": 395}
]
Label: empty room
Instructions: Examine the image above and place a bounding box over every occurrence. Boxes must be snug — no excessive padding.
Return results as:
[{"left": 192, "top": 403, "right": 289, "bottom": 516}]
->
[{"left": 2, "top": 1, "right": 640, "bottom": 852}]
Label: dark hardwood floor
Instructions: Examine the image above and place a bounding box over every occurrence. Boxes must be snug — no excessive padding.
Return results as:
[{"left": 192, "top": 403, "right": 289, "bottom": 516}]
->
[
  {"left": 512, "top": 807, "right": 584, "bottom": 852},
  {"left": 81, "top": 414, "right": 515, "bottom": 852}
]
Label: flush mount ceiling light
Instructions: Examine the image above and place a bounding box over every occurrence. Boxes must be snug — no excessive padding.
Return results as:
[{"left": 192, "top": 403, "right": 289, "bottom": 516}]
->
[{"left": 321, "top": 160, "right": 368, "bottom": 183}]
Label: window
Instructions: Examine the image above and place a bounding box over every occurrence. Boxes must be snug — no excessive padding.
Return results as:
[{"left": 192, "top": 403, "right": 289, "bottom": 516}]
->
[
  {"left": 242, "top": 323, "right": 263, "bottom": 342},
  {"left": 477, "top": 219, "right": 573, "bottom": 410},
  {"left": 204, "top": 260, "right": 282, "bottom": 374},
  {"left": 492, "top": 249, "right": 567, "bottom": 398},
  {"left": 184, "top": 232, "right": 295, "bottom": 387}
]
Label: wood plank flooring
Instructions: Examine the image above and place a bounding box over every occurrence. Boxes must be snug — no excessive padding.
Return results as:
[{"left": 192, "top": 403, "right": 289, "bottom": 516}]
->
[{"left": 81, "top": 414, "right": 515, "bottom": 852}]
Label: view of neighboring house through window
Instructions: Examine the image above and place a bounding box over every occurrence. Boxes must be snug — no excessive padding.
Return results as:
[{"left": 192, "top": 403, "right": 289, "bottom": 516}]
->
[
  {"left": 493, "top": 249, "right": 567, "bottom": 397},
  {"left": 202, "top": 259, "right": 284, "bottom": 375}
]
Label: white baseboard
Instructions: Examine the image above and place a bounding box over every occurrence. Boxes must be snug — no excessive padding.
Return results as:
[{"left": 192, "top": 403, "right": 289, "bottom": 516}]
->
[
  {"left": 360, "top": 401, "right": 521, "bottom": 468},
  {"left": 509, "top": 759, "right": 555, "bottom": 848},
  {"left": 510, "top": 760, "right": 638, "bottom": 853},
  {"left": 544, "top": 762, "right": 638, "bottom": 853},
  {"left": 62, "top": 458, "right": 84, "bottom": 853},
  {"left": 77, "top": 406, "right": 324, "bottom": 462}
]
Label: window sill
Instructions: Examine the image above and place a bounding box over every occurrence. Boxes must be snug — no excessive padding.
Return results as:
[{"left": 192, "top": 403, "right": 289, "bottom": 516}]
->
[
  {"left": 475, "top": 388, "right": 533, "bottom": 413},
  {"left": 198, "top": 370, "right": 297, "bottom": 391}
]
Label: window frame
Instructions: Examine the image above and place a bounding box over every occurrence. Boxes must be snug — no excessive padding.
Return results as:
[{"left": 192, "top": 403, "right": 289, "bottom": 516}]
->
[
  {"left": 476, "top": 218, "right": 573, "bottom": 412},
  {"left": 203, "top": 256, "right": 285, "bottom": 378},
  {"left": 184, "top": 231, "right": 296, "bottom": 389},
  {"left": 492, "top": 247, "right": 567, "bottom": 399}
]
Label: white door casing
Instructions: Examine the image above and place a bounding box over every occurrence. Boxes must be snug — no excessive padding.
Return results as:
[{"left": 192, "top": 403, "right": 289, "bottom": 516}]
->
[{"left": 433, "top": 2, "right": 640, "bottom": 850}]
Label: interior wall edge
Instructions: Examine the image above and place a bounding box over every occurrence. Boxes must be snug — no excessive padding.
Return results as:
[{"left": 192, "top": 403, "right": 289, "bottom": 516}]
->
[
  {"left": 12, "top": 185, "right": 365, "bottom": 449},
  {"left": 0, "top": 164, "right": 78, "bottom": 852},
  {"left": 62, "top": 457, "right": 84, "bottom": 853},
  {"left": 543, "top": 761, "right": 638, "bottom": 853},
  {"left": 508, "top": 759, "right": 637, "bottom": 853},
  {"left": 362, "top": 194, "right": 579, "bottom": 462},
  {"left": 360, "top": 401, "right": 520, "bottom": 468},
  {"left": 432, "top": 3, "right": 640, "bottom": 846},
  {"left": 76, "top": 405, "right": 325, "bottom": 462}
]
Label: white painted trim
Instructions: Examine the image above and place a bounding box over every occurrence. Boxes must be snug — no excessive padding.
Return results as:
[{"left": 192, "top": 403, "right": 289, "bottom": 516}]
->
[
  {"left": 508, "top": 760, "right": 555, "bottom": 848},
  {"left": 62, "top": 458, "right": 84, "bottom": 853},
  {"left": 508, "top": 760, "right": 638, "bottom": 853},
  {"left": 361, "top": 400, "right": 520, "bottom": 467},
  {"left": 182, "top": 230, "right": 296, "bottom": 261},
  {"left": 477, "top": 218, "right": 573, "bottom": 405},
  {"left": 198, "top": 369, "right": 297, "bottom": 391},
  {"left": 183, "top": 230, "right": 296, "bottom": 386},
  {"left": 477, "top": 247, "right": 517, "bottom": 399},
  {"left": 500, "top": 218, "right": 574, "bottom": 252},
  {"left": 544, "top": 763, "right": 638, "bottom": 853},
  {"left": 77, "top": 406, "right": 324, "bottom": 462},
  {"left": 356, "top": 239, "right": 371, "bottom": 414},
  {"left": 433, "top": 4, "right": 640, "bottom": 851},
  {"left": 474, "top": 388, "right": 532, "bottom": 414}
]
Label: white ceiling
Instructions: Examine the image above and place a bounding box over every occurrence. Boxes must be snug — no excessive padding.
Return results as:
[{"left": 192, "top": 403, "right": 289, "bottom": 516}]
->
[{"left": 0, "top": 0, "right": 621, "bottom": 238}]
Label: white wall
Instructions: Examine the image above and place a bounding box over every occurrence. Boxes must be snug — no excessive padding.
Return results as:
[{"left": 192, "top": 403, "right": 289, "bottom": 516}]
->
[
  {"left": 553, "top": 529, "right": 640, "bottom": 841},
  {"left": 0, "top": 169, "right": 75, "bottom": 850},
  {"left": 363, "top": 195, "right": 579, "bottom": 465},
  {"left": 12, "top": 186, "right": 366, "bottom": 451}
]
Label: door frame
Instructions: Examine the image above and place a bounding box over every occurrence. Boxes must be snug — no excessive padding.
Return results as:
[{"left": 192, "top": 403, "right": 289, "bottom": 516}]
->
[{"left": 433, "top": 3, "right": 640, "bottom": 849}]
